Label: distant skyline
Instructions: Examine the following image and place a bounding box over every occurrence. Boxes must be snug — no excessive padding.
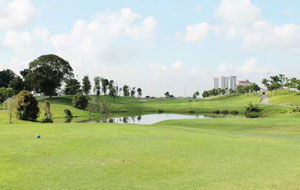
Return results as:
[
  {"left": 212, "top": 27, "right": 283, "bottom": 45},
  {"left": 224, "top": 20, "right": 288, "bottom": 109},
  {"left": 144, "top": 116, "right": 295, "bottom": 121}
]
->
[{"left": 1, "top": 0, "right": 300, "bottom": 96}]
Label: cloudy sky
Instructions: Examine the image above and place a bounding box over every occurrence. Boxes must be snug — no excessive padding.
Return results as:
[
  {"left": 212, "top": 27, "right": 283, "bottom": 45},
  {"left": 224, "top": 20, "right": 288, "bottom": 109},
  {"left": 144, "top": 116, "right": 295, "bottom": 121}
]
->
[{"left": 1, "top": 0, "right": 300, "bottom": 96}]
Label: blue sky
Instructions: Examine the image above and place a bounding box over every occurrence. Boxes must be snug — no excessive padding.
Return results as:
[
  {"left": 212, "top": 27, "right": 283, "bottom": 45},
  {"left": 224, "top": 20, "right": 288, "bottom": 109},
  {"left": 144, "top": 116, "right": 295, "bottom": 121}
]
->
[{"left": 1, "top": 0, "right": 300, "bottom": 96}]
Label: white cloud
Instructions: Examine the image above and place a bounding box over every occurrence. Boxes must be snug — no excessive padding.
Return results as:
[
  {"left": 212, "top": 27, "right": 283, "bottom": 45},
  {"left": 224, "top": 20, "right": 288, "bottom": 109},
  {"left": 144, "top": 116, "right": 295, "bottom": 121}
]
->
[
  {"left": 215, "top": 0, "right": 261, "bottom": 25},
  {"left": 212, "top": 0, "right": 300, "bottom": 51},
  {"left": 0, "top": 0, "right": 36, "bottom": 31},
  {"left": 178, "top": 22, "right": 209, "bottom": 43}
]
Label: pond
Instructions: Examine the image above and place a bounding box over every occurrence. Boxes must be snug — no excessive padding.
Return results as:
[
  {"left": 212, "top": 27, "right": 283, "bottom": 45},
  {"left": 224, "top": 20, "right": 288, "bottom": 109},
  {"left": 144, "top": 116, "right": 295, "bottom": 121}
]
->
[{"left": 79, "top": 113, "right": 228, "bottom": 125}]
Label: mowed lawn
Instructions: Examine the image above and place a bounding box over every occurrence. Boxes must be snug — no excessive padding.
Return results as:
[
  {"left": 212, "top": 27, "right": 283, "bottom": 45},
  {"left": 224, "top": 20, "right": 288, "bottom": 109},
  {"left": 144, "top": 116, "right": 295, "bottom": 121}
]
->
[{"left": 2, "top": 117, "right": 300, "bottom": 189}]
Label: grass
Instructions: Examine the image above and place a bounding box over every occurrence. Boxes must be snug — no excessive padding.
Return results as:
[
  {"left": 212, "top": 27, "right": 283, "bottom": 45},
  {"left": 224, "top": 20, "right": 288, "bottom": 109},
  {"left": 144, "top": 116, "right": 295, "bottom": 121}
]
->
[
  {"left": 268, "top": 90, "right": 300, "bottom": 106},
  {"left": 1, "top": 91, "right": 300, "bottom": 189},
  {"left": 2, "top": 117, "right": 300, "bottom": 189}
]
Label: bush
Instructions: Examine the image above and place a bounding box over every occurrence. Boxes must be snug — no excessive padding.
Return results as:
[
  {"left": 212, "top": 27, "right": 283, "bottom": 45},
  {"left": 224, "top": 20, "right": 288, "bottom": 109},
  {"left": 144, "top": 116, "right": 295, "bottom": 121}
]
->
[
  {"left": 158, "top": 109, "right": 164, "bottom": 113},
  {"left": 220, "top": 110, "right": 229, "bottom": 115},
  {"left": 213, "top": 110, "right": 220, "bottom": 114},
  {"left": 230, "top": 110, "right": 239, "bottom": 115},
  {"left": 289, "top": 105, "right": 300, "bottom": 113},
  {"left": 16, "top": 90, "right": 40, "bottom": 121},
  {"left": 64, "top": 109, "right": 73, "bottom": 118},
  {"left": 72, "top": 93, "right": 88, "bottom": 110},
  {"left": 245, "top": 103, "right": 263, "bottom": 118}
]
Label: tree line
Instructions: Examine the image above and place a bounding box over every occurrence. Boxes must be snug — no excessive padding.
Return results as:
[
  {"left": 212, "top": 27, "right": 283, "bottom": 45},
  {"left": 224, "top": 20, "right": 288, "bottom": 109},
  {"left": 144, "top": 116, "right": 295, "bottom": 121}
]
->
[{"left": 0, "top": 54, "right": 143, "bottom": 104}]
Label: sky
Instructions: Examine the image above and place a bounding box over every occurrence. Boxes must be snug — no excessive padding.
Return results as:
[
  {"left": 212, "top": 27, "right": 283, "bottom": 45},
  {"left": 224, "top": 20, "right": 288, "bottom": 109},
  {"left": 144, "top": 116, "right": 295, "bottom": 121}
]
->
[{"left": 1, "top": 0, "right": 300, "bottom": 97}]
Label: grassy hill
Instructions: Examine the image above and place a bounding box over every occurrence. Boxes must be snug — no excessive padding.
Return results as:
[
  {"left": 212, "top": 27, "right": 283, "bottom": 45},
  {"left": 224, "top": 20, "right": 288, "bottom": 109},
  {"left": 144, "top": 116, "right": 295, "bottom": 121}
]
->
[{"left": 268, "top": 90, "right": 300, "bottom": 106}]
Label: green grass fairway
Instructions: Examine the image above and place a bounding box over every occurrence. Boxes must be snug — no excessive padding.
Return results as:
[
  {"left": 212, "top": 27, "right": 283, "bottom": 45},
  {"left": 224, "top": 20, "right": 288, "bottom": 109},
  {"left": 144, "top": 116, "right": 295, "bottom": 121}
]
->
[
  {"left": 1, "top": 91, "right": 300, "bottom": 189},
  {"left": 1, "top": 117, "right": 300, "bottom": 189}
]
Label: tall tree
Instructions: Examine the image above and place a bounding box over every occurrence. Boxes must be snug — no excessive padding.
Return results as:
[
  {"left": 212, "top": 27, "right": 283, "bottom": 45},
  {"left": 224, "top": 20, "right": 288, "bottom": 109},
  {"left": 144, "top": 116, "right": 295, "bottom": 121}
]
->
[
  {"left": 123, "top": 85, "right": 130, "bottom": 96},
  {"left": 130, "top": 87, "right": 136, "bottom": 97},
  {"left": 94, "top": 77, "right": 101, "bottom": 96},
  {"left": 9, "top": 76, "right": 25, "bottom": 94},
  {"left": 0, "top": 69, "right": 16, "bottom": 88},
  {"left": 25, "top": 54, "right": 73, "bottom": 98},
  {"left": 64, "top": 78, "right": 81, "bottom": 95},
  {"left": 101, "top": 78, "right": 109, "bottom": 95},
  {"left": 82, "top": 75, "right": 91, "bottom": 95},
  {"left": 108, "top": 80, "right": 116, "bottom": 96},
  {"left": 137, "top": 88, "right": 142, "bottom": 97}
]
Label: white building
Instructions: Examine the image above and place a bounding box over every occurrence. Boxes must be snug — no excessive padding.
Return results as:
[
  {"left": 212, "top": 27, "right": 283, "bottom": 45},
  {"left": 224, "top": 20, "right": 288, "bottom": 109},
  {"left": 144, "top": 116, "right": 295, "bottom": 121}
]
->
[
  {"left": 214, "top": 77, "right": 219, "bottom": 89},
  {"left": 215, "top": 76, "right": 237, "bottom": 90}
]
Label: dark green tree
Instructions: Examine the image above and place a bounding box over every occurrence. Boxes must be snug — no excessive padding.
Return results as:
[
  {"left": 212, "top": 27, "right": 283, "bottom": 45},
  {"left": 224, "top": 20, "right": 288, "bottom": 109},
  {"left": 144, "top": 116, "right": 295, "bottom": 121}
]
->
[
  {"left": 123, "top": 85, "right": 130, "bottom": 96},
  {"left": 108, "top": 80, "right": 116, "bottom": 96},
  {"left": 25, "top": 54, "right": 74, "bottom": 98},
  {"left": 64, "top": 78, "right": 81, "bottom": 95},
  {"left": 94, "top": 77, "right": 101, "bottom": 96},
  {"left": 131, "top": 87, "right": 136, "bottom": 97},
  {"left": 72, "top": 93, "right": 88, "bottom": 110},
  {"left": 137, "top": 88, "right": 142, "bottom": 97},
  {"left": 82, "top": 75, "right": 91, "bottom": 95},
  {"left": 0, "top": 69, "right": 16, "bottom": 88},
  {"left": 193, "top": 91, "right": 200, "bottom": 99},
  {"left": 9, "top": 76, "right": 25, "bottom": 94},
  {"left": 101, "top": 78, "right": 109, "bottom": 95}
]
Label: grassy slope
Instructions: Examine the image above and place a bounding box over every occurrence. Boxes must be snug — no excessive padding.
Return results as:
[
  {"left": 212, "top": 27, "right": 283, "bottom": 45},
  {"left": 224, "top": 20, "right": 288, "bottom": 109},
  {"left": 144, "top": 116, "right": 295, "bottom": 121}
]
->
[
  {"left": 1, "top": 118, "right": 300, "bottom": 189},
  {"left": 268, "top": 90, "right": 300, "bottom": 106}
]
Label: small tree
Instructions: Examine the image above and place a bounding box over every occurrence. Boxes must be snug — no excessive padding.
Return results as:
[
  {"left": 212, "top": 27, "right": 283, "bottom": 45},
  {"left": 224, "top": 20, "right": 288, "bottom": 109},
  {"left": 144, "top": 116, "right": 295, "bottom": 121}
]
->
[
  {"left": 94, "top": 77, "right": 101, "bottom": 96},
  {"left": 72, "top": 93, "right": 88, "bottom": 110},
  {"left": 5, "top": 98, "right": 16, "bottom": 124},
  {"left": 131, "top": 87, "right": 136, "bottom": 97},
  {"left": 193, "top": 91, "right": 200, "bottom": 99},
  {"left": 82, "top": 75, "right": 91, "bottom": 95},
  {"left": 64, "top": 78, "right": 81, "bottom": 95},
  {"left": 137, "top": 88, "right": 142, "bottom": 97},
  {"left": 123, "top": 85, "right": 130, "bottom": 96},
  {"left": 101, "top": 78, "right": 109, "bottom": 95},
  {"left": 16, "top": 90, "right": 40, "bottom": 121}
]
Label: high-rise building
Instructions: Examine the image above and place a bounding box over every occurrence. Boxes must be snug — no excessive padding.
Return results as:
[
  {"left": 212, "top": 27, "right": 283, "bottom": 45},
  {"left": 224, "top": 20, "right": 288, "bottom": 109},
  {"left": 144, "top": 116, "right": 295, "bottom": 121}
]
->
[
  {"left": 215, "top": 76, "right": 237, "bottom": 90},
  {"left": 214, "top": 77, "right": 219, "bottom": 89},
  {"left": 229, "top": 76, "right": 237, "bottom": 90}
]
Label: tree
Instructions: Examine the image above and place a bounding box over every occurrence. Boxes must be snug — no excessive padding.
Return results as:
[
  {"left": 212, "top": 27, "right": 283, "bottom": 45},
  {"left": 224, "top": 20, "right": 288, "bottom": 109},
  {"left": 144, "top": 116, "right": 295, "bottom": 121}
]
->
[
  {"left": 94, "top": 77, "right": 101, "bottom": 96},
  {"left": 82, "top": 75, "right": 91, "bottom": 95},
  {"left": 25, "top": 54, "right": 74, "bottom": 98},
  {"left": 123, "top": 85, "right": 130, "bottom": 96},
  {"left": 5, "top": 97, "right": 16, "bottom": 124},
  {"left": 108, "top": 80, "right": 116, "bottom": 96},
  {"left": 193, "top": 91, "right": 200, "bottom": 99},
  {"left": 9, "top": 76, "right": 25, "bottom": 94},
  {"left": 0, "top": 88, "right": 14, "bottom": 103},
  {"left": 72, "top": 93, "right": 88, "bottom": 110},
  {"left": 101, "top": 78, "right": 109, "bottom": 95},
  {"left": 137, "top": 88, "right": 142, "bottom": 97},
  {"left": 16, "top": 90, "right": 40, "bottom": 121},
  {"left": 164, "top": 92, "right": 170, "bottom": 98},
  {"left": 250, "top": 83, "right": 260, "bottom": 93},
  {"left": 64, "top": 78, "right": 81, "bottom": 95},
  {"left": 0, "top": 69, "right": 16, "bottom": 88},
  {"left": 131, "top": 87, "right": 136, "bottom": 97},
  {"left": 202, "top": 91, "right": 209, "bottom": 98}
]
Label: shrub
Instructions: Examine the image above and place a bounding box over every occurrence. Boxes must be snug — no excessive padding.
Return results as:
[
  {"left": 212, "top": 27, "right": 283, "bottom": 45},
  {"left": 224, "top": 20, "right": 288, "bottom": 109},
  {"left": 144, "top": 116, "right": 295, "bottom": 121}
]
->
[
  {"left": 158, "top": 109, "right": 164, "bottom": 113},
  {"left": 220, "top": 110, "right": 229, "bottom": 115},
  {"left": 230, "top": 110, "right": 239, "bottom": 115},
  {"left": 213, "top": 110, "right": 220, "bottom": 114},
  {"left": 245, "top": 103, "right": 263, "bottom": 118},
  {"left": 189, "top": 110, "right": 195, "bottom": 113},
  {"left": 16, "top": 90, "right": 40, "bottom": 121},
  {"left": 64, "top": 109, "right": 73, "bottom": 118},
  {"left": 72, "top": 93, "right": 88, "bottom": 110},
  {"left": 289, "top": 105, "right": 300, "bottom": 113}
]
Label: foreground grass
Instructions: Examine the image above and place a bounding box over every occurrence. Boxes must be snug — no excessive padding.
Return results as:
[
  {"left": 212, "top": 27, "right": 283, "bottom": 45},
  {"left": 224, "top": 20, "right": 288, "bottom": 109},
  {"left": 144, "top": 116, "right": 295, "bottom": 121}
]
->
[{"left": 1, "top": 117, "right": 300, "bottom": 189}]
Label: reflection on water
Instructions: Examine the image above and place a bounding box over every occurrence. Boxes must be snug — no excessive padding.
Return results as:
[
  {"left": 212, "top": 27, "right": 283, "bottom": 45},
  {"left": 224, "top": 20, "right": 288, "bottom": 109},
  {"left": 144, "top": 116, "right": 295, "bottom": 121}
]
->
[{"left": 82, "top": 113, "right": 220, "bottom": 125}]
